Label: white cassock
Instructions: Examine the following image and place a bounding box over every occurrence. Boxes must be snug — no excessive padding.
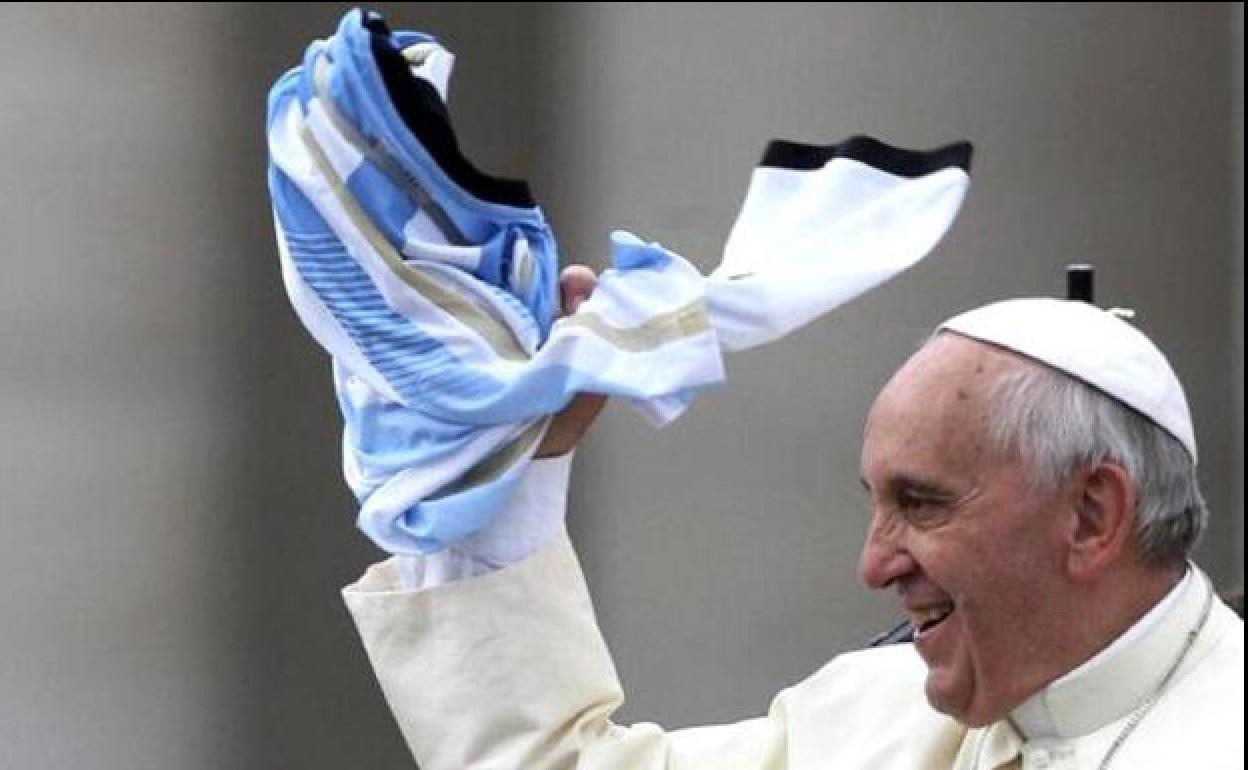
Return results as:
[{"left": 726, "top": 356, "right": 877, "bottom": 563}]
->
[{"left": 343, "top": 456, "right": 1244, "bottom": 769}]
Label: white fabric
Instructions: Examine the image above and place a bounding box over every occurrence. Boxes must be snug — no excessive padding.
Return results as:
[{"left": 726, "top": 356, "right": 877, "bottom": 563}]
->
[
  {"left": 392, "top": 453, "right": 575, "bottom": 590},
  {"left": 940, "top": 298, "right": 1198, "bottom": 461},
  {"left": 709, "top": 160, "right": 971, "bottom": 352}
]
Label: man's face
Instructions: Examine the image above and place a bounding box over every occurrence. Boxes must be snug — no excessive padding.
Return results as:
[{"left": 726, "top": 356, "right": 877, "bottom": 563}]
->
[{"left": 858, "top": 334, "right": 1076, "bottom": 726}]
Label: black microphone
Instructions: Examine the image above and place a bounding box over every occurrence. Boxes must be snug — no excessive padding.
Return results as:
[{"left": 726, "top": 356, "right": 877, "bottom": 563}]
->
[{"left": 1067, "top": 263, "right": 1095, "bottom": 303}]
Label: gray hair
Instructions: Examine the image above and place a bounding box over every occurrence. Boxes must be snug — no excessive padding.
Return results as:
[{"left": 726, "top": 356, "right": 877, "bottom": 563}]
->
[{"left": 984, "top": 355, "right": 1207, "bottom": 565}]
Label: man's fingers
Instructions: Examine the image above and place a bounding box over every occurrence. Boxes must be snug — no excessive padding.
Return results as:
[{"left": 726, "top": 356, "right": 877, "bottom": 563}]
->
[
  {"left": 560, "top": 265, "right": 598, "bottom": 315},
  {"left": 536, "top": 265, "right": 605, "bottom": 458},
  {"left": 535, "top": 393, "right": 608, "bottom": 458}
]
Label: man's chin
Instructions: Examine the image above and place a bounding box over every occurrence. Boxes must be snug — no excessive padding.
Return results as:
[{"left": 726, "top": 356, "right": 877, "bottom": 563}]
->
[
  {"left": 924, "top": 673, "right": 963, "bottom": 719},
  {"left": 922, "top": 669, "right": 996, "bottom": 727},
  {"left": 924, "top": 676, "right": 1006, "bottom": 727}
]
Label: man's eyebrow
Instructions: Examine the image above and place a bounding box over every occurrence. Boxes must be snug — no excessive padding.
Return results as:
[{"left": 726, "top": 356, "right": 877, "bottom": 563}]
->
[
  {"left": 887, "top": 474, "right": 955, "bottom": 499},
  {"left": 859, "top": 473, "right": 952, "bottom": 496}
]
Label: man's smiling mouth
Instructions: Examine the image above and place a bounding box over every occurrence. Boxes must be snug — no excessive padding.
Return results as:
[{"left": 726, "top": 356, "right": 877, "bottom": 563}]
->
[{"left": 911, "top": 601, "right": 955, "bottom": 637}]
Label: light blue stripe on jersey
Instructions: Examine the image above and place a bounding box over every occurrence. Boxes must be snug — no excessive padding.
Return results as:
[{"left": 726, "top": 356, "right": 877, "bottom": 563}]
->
[{"left": 273, "top": 175, "right": 465, "bottom": 402}]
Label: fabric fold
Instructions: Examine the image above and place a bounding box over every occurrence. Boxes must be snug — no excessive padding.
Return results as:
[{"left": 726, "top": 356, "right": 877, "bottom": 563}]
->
[{"left": 266, "top": 9, "right": 973, "bottom": 555}]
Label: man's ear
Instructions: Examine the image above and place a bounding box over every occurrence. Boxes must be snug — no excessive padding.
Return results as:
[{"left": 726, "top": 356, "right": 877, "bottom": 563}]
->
[{"left": 1065, "top": 461, "right": 1138, "bottom": 582}]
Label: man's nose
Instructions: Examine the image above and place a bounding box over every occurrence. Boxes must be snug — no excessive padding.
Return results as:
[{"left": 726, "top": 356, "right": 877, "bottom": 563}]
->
[{"left": 857, "top": 514, "right": 916, "bottom": 590}]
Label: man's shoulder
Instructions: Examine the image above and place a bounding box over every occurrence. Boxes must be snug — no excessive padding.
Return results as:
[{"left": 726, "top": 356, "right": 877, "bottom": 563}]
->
[
  {"left": 1169, "top": 599, "right": 1244, "bottom": 705},
  {"left": 779, "top": 643, "right": 966, "bottom": 764},
  {"left": 784, "top": 643, "right": 943, "bottom": 725},
  {"left": 1109, "top": 602, "right": 1244, "bottom": 766},
  {"left": 796, "top": 642, "right": 930, "bottom": 703},
  {"left": 1174, "top": 599, "right": 1244, "bottom": 698}
]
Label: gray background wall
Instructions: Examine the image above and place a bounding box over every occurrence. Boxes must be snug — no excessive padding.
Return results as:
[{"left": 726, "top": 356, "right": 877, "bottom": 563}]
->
[{"left": 0, "top": 3, "right": 1240, "bottom": 768}]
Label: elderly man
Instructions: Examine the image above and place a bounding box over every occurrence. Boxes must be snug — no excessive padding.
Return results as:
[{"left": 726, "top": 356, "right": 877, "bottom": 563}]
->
[{"left": 343, "top": 283, "right": 1243, "bottom": 769}]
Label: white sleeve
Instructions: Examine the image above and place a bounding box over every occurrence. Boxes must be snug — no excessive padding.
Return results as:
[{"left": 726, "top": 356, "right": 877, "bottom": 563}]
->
[
  {"left": 343, "top": 524, "right": 794, "bottom": 770},
  {"left": 391, "top": 452, "right": 574, "bottom": 590}
]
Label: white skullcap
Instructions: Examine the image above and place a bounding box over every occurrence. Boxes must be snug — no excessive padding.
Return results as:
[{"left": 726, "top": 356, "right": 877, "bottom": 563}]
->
[{"left": 939, "top": 298, "right": 1197, "bottom": 462}]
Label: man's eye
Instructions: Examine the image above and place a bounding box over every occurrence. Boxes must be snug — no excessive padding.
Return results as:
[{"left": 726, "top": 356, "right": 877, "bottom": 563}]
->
[
  {"left": 896, "top": 493, "right": 949, "bottom": 526},
  {"left": 897, "top": 492, "right": 928, "bottom": 511}
]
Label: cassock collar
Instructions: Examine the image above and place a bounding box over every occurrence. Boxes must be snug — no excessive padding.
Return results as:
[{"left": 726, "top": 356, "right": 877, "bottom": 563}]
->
[{"left": 1008, "top": 564, "right": 1208, "bottom": 741}]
